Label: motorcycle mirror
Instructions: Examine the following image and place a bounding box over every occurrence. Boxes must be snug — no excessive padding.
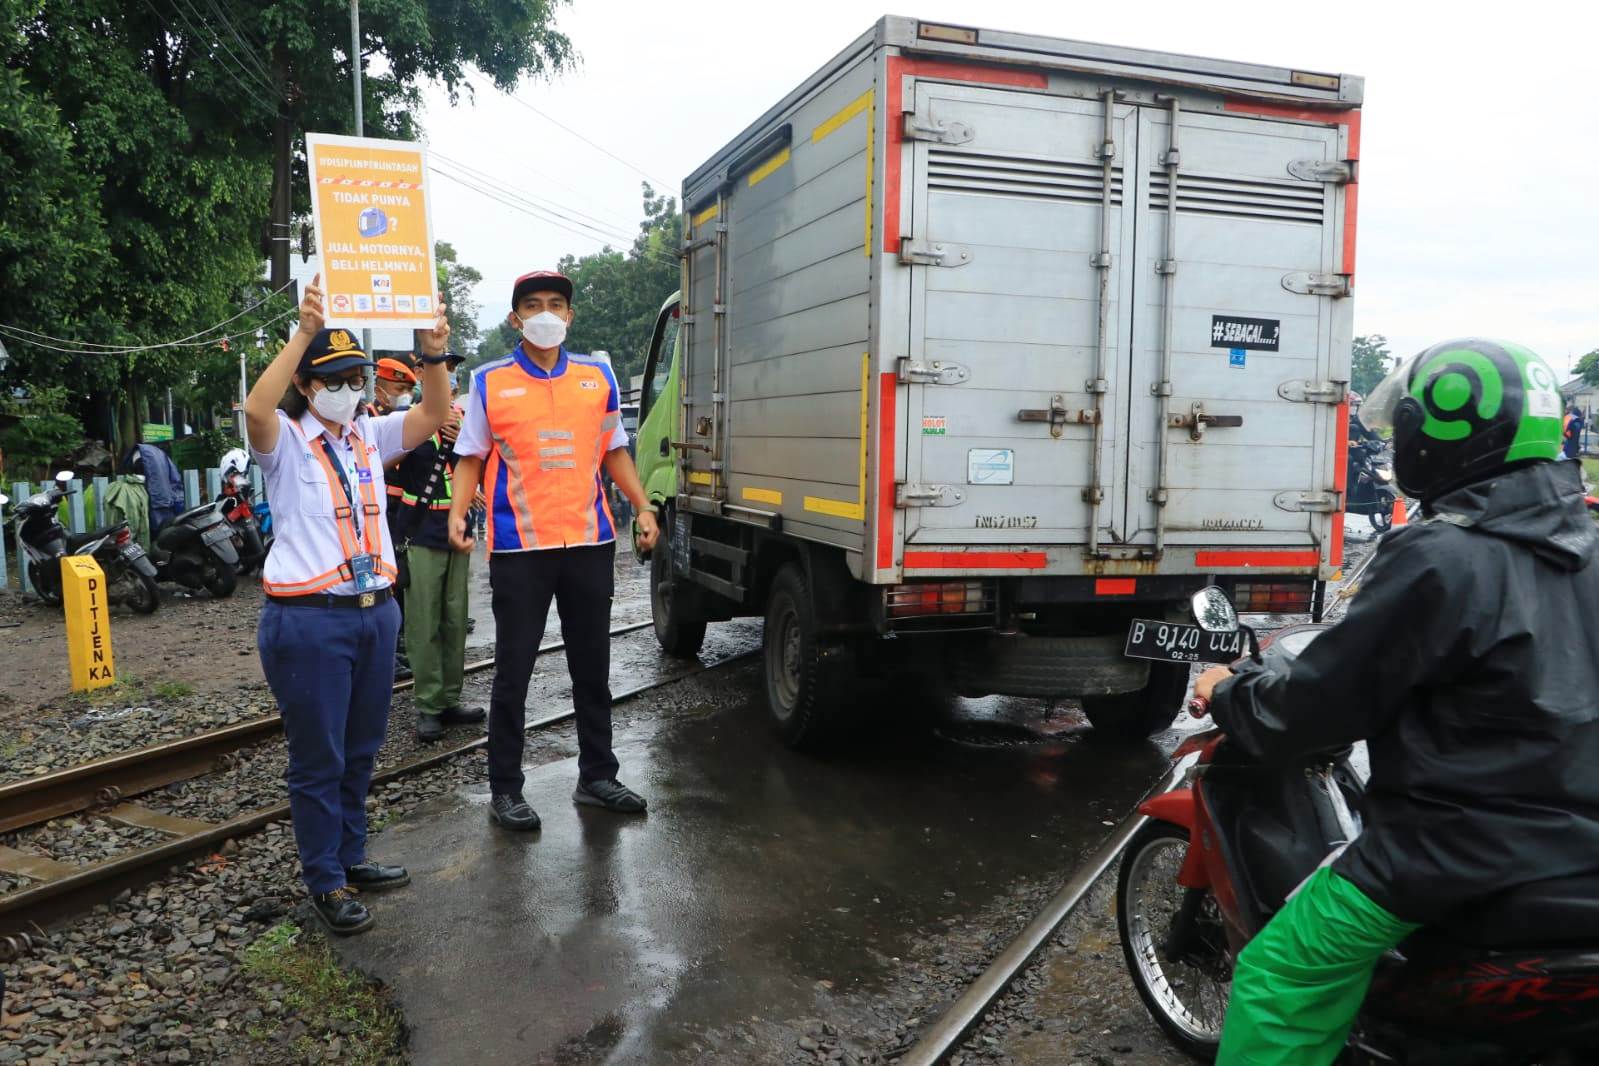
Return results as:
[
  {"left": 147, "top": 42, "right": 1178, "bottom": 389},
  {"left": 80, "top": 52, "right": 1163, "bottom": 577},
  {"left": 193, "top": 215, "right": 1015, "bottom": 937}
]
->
[
  {"left": 54, "top": 470, "right": 74, "bottom": 484},
  {"left": 0, "top": 494, "right": 8, "bottom": 507},
  {"left": 1191, "top": 586, "right": 1240, "bottom": 633}
]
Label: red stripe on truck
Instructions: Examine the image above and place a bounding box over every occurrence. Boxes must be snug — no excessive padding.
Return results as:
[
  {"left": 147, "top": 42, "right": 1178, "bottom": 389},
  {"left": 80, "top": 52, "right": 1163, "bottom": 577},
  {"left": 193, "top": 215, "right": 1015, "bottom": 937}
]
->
[
  {"left": 877, "top": 372, "right": 896, "bottom": 570},
  {"left": 883, "top": 57, "right": 1050, "bottom": 254},
  {"left": 1195, "top": 550, "right": 1321, "bottom": 569},
  {"left": 1095, "top": 578, "right": 1137, "bottom": 596},
  {"left": 903, "top": 551, "right": 1049, "bottom": 570}
]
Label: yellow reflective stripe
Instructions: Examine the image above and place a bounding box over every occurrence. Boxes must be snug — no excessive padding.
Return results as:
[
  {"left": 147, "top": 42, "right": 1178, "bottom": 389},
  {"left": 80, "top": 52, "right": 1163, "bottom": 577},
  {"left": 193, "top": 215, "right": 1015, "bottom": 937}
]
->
[
  {"left": 687, "top": 471, "right": 713, "bottom": 486},
  {"left": 692, "top": 203, "right": 719, "bottom": 228},
  {"left": 812, "top": 89, "right": 873, "bottom": 142},
  {"left": 747, "top": 147, "right": 790, "bottom": 187},
  {"left": 802, "top": 353, "right": 870, "bottom": 521},
  {"left": 742, "top": 486, "right": 782, "bottom": 506}
]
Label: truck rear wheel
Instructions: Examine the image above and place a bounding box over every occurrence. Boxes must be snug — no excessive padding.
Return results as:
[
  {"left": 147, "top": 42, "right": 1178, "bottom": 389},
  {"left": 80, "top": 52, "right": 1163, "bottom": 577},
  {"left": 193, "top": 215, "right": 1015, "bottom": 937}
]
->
[
  {"left": 650, "top": 519, "right": 706, "bottom": 658},
  {"left": 1082, "top": 662, "right": 1191, "bottom": 741},
  {"left": 762, "top": 563, "right": 844, "bottom": 751}
]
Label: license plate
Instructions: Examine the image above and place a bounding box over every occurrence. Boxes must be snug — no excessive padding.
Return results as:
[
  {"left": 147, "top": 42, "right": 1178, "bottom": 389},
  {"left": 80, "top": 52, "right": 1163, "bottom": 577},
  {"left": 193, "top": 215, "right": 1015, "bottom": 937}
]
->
[
  {"left": 124, "top": 545, "right": 145, "bottom": 560},
  {"left": 203, "top": 526, "right": 233, "bottom": 545},
  {"left": 1125, "top": 619, "right": 1246, "bottom": 664}
]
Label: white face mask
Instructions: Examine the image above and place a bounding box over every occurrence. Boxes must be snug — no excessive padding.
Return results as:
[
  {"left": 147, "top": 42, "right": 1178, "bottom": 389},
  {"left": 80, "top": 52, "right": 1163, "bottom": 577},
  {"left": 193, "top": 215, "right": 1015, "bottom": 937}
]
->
[
  {"left": 391, "top": 392, "right": 413, "bottom": 411},
  {"left": 310, "top": 383, "right": 364, "bottom": 425},
  {"left": 519, "top": 310, "right": 568, "bottom": 351}
]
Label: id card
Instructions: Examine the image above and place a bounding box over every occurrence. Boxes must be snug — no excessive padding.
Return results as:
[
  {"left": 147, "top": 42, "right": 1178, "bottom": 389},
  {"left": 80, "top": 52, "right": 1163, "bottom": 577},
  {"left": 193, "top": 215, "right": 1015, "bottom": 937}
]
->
[{"left": 349, "top": 552, "right": 383, "bottom": 591}]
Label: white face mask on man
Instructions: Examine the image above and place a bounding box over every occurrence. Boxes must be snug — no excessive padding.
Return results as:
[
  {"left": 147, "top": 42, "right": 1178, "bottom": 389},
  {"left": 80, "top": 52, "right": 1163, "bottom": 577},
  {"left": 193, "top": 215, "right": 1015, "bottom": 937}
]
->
[
  {"left": 519, "top": 310, "right": 568, "bottom": 351},
  {"left": 310, "top": 382, "right": 364, "bottom": 425}
]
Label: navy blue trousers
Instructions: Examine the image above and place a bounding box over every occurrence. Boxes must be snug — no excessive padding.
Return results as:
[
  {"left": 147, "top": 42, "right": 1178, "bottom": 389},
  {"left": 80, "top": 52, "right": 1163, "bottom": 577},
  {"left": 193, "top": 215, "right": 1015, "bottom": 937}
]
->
[{"left": 258, "top": 598, "right": 400, "bottom": 894}]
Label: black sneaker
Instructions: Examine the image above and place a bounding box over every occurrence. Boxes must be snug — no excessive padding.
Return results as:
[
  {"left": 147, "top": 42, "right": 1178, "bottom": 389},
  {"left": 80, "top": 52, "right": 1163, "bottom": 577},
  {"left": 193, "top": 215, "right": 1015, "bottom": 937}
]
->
[
  {"left": 311, "top": 887, "right": 373, "bottom": 936},
  {"left": 415, "top": 713, "right": 444, "bottom": 742},
  {"left": 439, "top": 705, "right": 485, "bottom": 725},
  {"left": 574, "top": 779, "right": 647, "bottom": 814},
  {"left": 345, "top": 862, "right": 409, "bottom": 891},
  {"left": 489, "top": 793, "right": 541, "bottom": 831},
  {"left": 394, "top": 658, "right": 413, "bottom": 683}
]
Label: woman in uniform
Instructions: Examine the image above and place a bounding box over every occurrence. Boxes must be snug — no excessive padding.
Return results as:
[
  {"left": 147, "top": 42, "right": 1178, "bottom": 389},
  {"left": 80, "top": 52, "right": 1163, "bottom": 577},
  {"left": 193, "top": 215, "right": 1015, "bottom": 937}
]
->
[{"left": 243, "top": 274, "right": 452, "bottom": 934}]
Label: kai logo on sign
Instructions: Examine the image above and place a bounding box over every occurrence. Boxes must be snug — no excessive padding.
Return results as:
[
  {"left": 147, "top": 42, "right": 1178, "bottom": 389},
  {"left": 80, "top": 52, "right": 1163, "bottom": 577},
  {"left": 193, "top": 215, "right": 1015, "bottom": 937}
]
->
[{"left": 61, "top": 556, "right": 116, "bottom": 692}]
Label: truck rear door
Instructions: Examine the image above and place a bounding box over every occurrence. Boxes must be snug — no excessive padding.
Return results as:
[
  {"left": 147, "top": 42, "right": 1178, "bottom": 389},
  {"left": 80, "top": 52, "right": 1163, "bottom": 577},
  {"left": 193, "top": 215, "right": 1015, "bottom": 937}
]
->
[{"left": 901, "top": 82, "right": 1138, "bottom": 547}]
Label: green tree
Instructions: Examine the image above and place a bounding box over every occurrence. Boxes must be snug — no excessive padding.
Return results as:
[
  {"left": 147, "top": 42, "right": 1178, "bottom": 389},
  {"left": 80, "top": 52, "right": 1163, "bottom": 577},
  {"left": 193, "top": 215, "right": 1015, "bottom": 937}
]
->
[
  {"left": 436, "top": 241, "right": 482, "bottom": 354},
  {"left": 1575, "top": 349, "right": 1599, "bottom": 388},
  {"left": 470, "top": 322, "right": 523, "bottom": 370},
  {"left": 0, "top": 0, "right": 574, "bottom": 454},
  {"left": 557, "top": 184, "right": 681, "bottom": 382},
  {"left": 1351, "top": 334, "right": 1392, "bottom": 396},
  {"left": 0, "top": 384, "right": 86, "bottom": 482}
]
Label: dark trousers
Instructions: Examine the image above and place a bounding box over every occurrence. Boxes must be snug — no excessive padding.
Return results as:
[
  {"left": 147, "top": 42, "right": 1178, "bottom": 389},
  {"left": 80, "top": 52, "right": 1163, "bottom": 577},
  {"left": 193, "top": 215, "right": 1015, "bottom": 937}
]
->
[
  {"left": 487, "top": 542, "right": 617, "bottom": 793},
  {"left": 258, "top": 598, "right": 400, "bottom": 894}
]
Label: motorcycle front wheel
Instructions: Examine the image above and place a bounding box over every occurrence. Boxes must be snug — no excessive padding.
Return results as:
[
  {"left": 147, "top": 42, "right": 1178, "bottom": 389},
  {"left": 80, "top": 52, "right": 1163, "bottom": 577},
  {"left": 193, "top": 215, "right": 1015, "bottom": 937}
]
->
[
  {"left": 201, "top": 555, "right": 237, "bottom": 598},
  {"left": 125, "top": 571, "right": 160, "bottom": 615},
  {"left": 1117, "top": 821, "right": 1231, "bottom": 1061}
]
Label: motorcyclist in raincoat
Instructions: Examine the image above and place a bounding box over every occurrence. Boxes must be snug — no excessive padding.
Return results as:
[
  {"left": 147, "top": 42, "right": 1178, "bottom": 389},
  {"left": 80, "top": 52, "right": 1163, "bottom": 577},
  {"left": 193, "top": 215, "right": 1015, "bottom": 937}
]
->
[{"left": 1193, "top": 338, "right": 1599, "bottom": 1064}]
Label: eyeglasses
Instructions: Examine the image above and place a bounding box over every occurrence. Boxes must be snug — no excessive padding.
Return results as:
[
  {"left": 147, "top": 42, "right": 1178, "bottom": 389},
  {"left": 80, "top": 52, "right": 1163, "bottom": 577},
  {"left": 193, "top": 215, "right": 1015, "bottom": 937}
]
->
[{"left": 319, "top": 375, "right": 368, "bottom": 393}]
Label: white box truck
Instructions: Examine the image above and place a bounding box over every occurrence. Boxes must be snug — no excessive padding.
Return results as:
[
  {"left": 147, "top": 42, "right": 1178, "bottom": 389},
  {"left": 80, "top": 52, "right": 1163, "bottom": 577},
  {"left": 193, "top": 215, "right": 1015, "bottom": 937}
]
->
[{"left": 632, "top": 16, "right": 1363, "bottom": 746}]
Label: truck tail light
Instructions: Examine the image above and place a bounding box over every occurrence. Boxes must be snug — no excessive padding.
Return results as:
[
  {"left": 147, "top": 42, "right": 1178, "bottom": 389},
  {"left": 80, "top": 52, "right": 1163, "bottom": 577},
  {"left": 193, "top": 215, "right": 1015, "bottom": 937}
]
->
[
  {"left": 1232, "top": 581, "right": 1313, "bottom": 615},
  {"left": 886, "top": 581, "right": 992, "bottom": 618}
]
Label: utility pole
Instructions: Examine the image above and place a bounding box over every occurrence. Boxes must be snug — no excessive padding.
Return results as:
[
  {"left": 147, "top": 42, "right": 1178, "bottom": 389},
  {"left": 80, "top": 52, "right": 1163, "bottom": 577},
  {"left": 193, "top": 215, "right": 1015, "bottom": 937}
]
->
[
  {"left": 351, "top": 0, "right": 374, "bottom": 399},
  {"left": 269, "top": 43, "right": 292, "bottom": 297}
]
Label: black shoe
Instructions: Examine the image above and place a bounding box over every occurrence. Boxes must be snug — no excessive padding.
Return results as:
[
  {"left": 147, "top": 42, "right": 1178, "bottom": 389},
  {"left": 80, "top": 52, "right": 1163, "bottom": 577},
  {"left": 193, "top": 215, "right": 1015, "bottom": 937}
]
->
[
  {"left": 415, "top": 713, "right": 445, "bottom": 742},
  {"left": 345, "top": 861, "right": 409, "bottom": 891},
  {"left": 439, "top": 705, "right": 485, "bottom": 725},
  {"left": 394, "top": 659, "right": 413, "bottom": 682},
  {"left": 311, "top": 887, "right": 373, "bottom": 935},
  {"left": 574, "top": 779, "right": 647, "bottom": 814},
  {"left": 489, "top": 792, "right": 541, "bottom": 831}
]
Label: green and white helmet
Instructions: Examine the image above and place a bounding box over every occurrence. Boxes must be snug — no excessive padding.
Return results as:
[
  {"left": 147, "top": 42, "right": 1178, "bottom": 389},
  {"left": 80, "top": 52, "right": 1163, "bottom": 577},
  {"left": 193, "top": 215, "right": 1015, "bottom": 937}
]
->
[{"left": 1362, "top": 338, "right": 1564, "bottom": 501}]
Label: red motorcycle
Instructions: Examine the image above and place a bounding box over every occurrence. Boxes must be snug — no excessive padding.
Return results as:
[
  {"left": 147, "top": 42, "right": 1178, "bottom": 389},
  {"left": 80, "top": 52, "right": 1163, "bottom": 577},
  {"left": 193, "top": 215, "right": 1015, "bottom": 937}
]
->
[
  {"left": 216, "top": 454, "right": 271, "bottom": 575},
  {"left": 1118, "top": 588, "right": 1599, "bottom": 1064}
]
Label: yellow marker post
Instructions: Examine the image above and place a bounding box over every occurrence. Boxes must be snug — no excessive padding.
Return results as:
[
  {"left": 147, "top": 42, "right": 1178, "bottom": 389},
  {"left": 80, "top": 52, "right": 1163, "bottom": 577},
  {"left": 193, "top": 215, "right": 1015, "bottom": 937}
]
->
[{"left": 61, "top": 555, "right": 116, "bottom": 692}]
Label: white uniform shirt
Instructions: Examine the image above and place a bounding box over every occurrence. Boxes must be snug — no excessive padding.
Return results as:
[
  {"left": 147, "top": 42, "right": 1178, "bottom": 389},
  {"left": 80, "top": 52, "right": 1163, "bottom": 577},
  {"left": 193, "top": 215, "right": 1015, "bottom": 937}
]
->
[{"left": 253, "top": 408, "right": 409, "bottom": 595}]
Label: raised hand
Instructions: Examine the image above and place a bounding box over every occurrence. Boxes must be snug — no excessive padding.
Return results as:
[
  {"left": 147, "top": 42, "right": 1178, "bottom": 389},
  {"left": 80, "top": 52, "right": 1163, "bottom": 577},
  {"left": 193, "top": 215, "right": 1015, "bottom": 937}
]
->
[
  {"left": 299, "top": 273, "right": 325, "bottom": 335},
  {"left": 420, "top": 299, "right": 451, "bottom": 357}
]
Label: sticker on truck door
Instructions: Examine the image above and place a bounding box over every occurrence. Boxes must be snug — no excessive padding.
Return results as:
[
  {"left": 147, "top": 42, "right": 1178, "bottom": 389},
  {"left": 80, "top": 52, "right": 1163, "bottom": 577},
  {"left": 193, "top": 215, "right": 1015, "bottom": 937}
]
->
[
  {"left": 1210, "top": 315, "right": 1281, "bottom": 352},
  {"left": 967, "top": 449, "right": 1014, "bottom": 485}
]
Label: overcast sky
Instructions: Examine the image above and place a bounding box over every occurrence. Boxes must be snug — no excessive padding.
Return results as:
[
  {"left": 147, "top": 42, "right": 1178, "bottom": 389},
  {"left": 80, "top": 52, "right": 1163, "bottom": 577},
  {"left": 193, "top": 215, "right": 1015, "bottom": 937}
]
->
[{"left": 407, "top": 0, "right": 1597, "bottom": 377}]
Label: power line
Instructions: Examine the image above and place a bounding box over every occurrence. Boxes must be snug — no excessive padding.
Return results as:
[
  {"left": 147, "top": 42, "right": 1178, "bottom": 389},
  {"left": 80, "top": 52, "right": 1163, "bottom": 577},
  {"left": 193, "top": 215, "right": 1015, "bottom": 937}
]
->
[
  {"left": 199, "top": 0, "right": 277, "bottom": 90},
  {"left": 144, "top": 0, "right": 279, "bottom": 110},
  {"left": 429, "top": 155, "right": 641, "bottom": 245},
  {"left": 430, "top": 148, "right": 641, "bottom": 234},
  {"left": 0, "top": 307, "right": 299, "bottom": 359},
  {"left": 0, "top": 280, "right": 297, "bottom": 354},
  {"left": 173, "top": 0, "right": 277, "bottom": 98},
  {"left": 477, "top": 75, "right": 675, "bottom": 191}
]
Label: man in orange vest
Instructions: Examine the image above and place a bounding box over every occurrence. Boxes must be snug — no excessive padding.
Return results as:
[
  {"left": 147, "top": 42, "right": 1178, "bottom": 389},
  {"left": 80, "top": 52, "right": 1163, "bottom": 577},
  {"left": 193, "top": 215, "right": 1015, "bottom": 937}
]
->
[{"left": 450, "top": 271, "right": 659, "bottom": 830}]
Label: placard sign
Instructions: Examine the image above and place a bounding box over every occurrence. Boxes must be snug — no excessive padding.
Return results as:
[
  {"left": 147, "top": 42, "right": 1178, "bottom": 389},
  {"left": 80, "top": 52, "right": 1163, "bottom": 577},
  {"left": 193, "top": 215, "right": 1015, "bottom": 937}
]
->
[{"left": 306, "top": 133, "right": 438, "bottom": 330}]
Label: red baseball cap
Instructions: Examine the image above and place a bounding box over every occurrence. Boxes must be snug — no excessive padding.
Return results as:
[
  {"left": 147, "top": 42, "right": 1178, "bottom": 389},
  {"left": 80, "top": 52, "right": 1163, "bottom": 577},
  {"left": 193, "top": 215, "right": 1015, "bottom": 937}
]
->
[
  {"left": 511, "top": 270, "right": 574, "bottom": 307},
  {"left": 375, "top": 357, "right": 418, "bottom": 385}
]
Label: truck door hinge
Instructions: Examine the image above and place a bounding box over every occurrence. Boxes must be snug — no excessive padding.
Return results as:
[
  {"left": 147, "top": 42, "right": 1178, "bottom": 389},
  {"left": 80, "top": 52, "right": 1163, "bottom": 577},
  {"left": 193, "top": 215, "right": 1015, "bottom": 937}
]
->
[
  {"left": 1287, "top": 158, "right": 1357, "bottom": 184},
  {"left": 1017, "top": 394, "right": 1099, "bottom": 438},
  {"left": 896, "top": 483, "right": 965, "bottom": 508},
  {"left": 1275, "top": 490, "right": 1342, "bottom": 514},
  {"left": 1281, "top": 271, "right": 1352, "bottom": 298},
  {"left": 898, "top": 237, "right": 973, "bottom": 268},
  {"left": 896, "top": 358, "right": 970, "bottom": 386},
  {"left": 1168, "top": 402, "right": 1244, "bottom": 442},
  {"left": 1278, "top": 379, "right": 1349, "bottom": 405},
  {"left": 902, "top": 113, "right": 974, "bottom": 145}
]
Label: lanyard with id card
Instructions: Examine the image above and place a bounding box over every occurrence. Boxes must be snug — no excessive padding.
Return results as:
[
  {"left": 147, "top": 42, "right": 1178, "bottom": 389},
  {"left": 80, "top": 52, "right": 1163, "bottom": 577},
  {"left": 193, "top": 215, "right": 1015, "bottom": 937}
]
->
[{"left": 320, "top": 436, "right": 384, "bottom": 591}]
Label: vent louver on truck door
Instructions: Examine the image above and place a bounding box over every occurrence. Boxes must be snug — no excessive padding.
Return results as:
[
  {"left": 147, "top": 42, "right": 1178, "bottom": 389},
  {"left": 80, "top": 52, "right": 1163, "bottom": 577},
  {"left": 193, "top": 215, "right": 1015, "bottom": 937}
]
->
[
  {"left": 1147, "top": 172, "right": 1323, "bottom": 224},
  {"left": 928, "top": 148, "right": 1123, "bottom": 206}
]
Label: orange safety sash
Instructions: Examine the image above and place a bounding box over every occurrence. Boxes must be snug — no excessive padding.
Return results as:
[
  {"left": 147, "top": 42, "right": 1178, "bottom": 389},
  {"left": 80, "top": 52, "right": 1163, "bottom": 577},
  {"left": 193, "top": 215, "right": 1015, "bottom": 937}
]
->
[{"left": 262, "top": 421, "right": 396, "bottom": 595}]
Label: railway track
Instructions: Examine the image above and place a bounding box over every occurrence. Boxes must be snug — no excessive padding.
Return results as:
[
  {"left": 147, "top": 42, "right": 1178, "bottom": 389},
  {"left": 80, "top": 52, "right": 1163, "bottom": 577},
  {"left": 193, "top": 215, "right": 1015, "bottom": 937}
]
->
[{"left": 0, "top": 617, "right": 752, "bottom": 935}]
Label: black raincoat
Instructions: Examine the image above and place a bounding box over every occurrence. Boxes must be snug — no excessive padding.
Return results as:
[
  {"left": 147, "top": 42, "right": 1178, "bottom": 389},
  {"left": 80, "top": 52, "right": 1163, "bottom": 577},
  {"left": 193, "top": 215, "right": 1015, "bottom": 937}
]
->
[{"left": 1212, "top": 460, "right": 1599, "bottom": 921}]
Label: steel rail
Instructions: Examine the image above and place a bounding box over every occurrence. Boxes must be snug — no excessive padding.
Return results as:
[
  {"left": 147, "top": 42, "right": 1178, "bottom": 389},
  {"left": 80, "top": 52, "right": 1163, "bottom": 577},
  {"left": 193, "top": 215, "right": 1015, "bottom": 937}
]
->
[
  {"left": 899, "top": 756, "right": 1195, "bottom": 1065},
  {"left": 0, "top": 646, "right": 757, "bottom": 935},
  {"left": 0, "top": 619, "right": 658, "bottom": 835}
]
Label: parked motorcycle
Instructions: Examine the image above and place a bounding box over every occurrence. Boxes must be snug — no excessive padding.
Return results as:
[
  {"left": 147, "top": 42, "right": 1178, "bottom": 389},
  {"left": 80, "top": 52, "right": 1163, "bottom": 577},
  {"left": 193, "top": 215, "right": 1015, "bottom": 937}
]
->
[
  {"left": 1117, "top": 587, "right": 1599, "bottom": 1064},
  {"left": 150, "top": 500, "right": 239, "bottom": 598},
  {"left": 8, "top": 471, "right": 160, "bottom": 613},
  {"left": 1346, "top": 437, "right": 1400, "bottom": 532},
  {"left": 216, "top": 453, "right": 271, "bottom": 575}
]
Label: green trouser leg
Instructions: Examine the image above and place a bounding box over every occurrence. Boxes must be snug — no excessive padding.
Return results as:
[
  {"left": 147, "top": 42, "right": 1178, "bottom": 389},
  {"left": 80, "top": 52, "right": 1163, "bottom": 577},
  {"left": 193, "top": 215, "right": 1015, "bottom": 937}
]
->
[
  {"left": 405, "top": 546, "right": 469, "bottom": 715},
  {"left": 1218, "top": 867, "right": 1420, "bottom": 1066}
]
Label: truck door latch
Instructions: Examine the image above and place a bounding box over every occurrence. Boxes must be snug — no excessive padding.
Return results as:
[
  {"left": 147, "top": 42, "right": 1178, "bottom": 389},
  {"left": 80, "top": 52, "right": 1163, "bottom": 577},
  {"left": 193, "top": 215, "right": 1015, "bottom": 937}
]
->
[
  {"left": 897, "top": 358, "right": 969, "bottom": 386},
  {"left": 1018, "top": 394, "right": 1100, "bottom": 438},
  {"left": 1168, "top": 402, "right": 1243, "bottom": 441},
  {"left": 898, "top": 237, "right": 973, "bottom": 268},
  {"left": 902, "top": 113, "right": 974, "bottom": 145},
  {"left": 896, "top": 483, "right": 965, "bottom": 508}
]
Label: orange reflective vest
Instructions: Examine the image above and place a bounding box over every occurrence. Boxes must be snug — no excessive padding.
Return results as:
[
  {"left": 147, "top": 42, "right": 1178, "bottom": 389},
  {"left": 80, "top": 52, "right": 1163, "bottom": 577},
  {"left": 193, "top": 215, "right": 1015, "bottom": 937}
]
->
[{"left": 473, "top": 348, "right": 624, "bottom": 552}]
